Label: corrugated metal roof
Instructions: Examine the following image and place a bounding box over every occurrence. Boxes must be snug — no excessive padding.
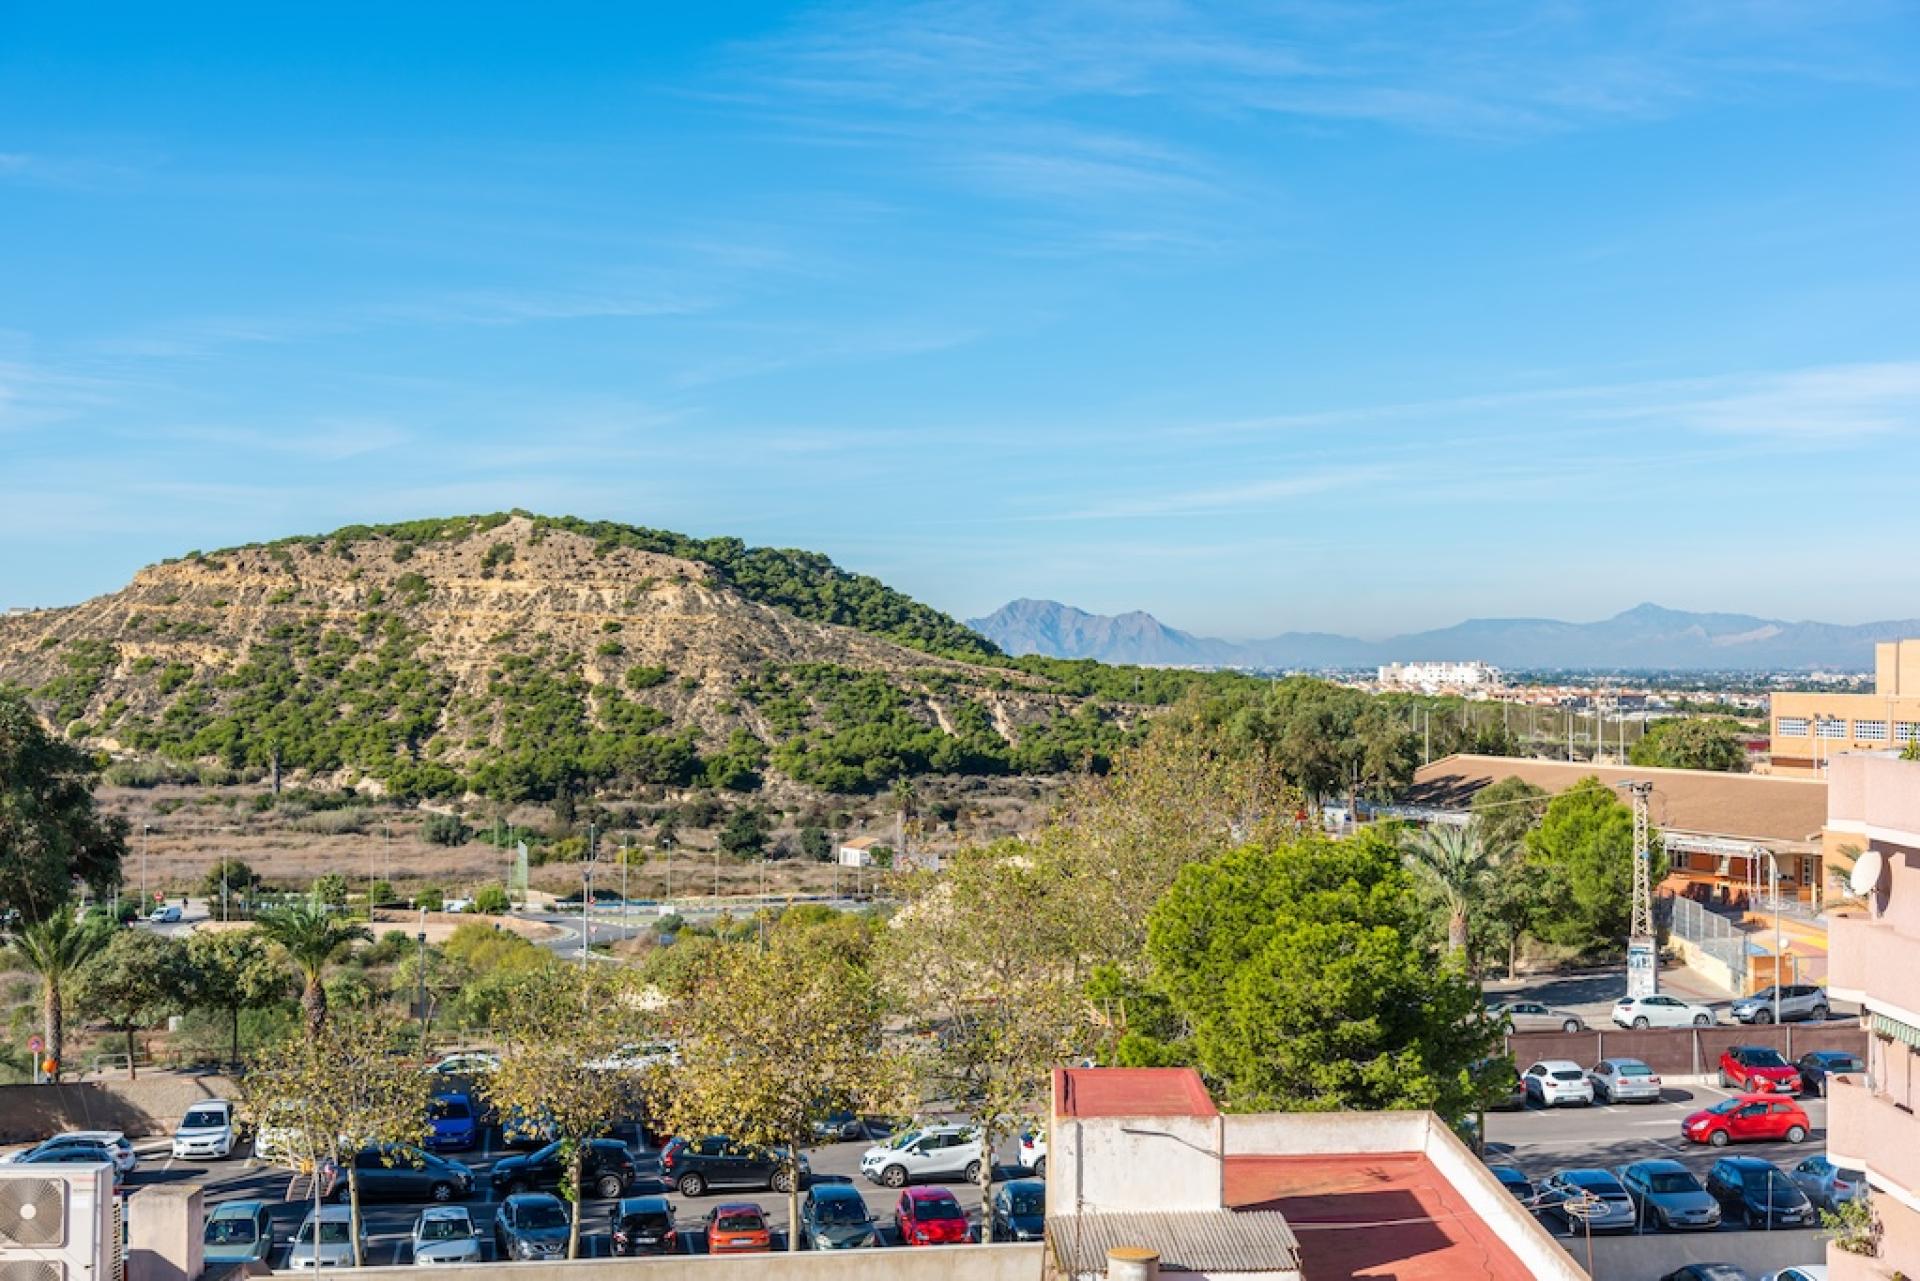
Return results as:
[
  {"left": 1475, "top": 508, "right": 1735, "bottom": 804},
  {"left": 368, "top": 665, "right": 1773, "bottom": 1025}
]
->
[{"left": 1047, "top": 1210, "right": 1301, "bottom": 1275}]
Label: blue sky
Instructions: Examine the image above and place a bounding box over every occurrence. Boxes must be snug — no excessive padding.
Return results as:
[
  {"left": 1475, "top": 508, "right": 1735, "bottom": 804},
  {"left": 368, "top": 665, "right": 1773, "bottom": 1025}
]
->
[{"left": 3, "top": 2, "right": 1918, "bottom": 638}]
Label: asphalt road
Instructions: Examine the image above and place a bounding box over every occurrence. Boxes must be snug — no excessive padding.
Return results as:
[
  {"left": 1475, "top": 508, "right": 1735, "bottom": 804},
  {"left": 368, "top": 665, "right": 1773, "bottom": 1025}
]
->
[{"left": 90, "top": 1120, "right": 1031, "bottom": 1266}]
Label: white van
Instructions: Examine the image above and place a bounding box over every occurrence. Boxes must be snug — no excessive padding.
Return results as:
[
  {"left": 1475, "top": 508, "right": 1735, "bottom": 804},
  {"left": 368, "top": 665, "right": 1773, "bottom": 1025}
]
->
[{"left": 172, "top": 1099, "right": 238, "bottom": 1160}]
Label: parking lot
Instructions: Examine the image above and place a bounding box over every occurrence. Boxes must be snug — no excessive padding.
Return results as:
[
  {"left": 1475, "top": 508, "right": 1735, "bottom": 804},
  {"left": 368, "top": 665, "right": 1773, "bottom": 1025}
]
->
[{"left": 79, "top": 1121, "right": 1033, "bottom": 1264}]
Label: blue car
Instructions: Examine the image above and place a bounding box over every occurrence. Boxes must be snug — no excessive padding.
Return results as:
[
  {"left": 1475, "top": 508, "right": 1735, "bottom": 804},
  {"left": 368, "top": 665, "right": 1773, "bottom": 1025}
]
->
[
  {"left": 427, "top": 1094, "right": 478, "bottom": 1152},
  {"left": 798, "top": 1184, "right": 876, "bottom": 1249}
]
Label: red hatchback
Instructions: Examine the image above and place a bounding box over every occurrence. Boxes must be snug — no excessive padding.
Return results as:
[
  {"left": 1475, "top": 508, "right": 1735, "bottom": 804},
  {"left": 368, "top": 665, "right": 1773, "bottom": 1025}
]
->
[
  {"left": 895, "top": 1187, "right": 970, "bottom": 1246},
  {"left": 1718, "top": 1046, "right": 1803, "bottom": 1095},
  {"left": 1683, "top": 1094, "right": 1811, "bottom": 1147}
]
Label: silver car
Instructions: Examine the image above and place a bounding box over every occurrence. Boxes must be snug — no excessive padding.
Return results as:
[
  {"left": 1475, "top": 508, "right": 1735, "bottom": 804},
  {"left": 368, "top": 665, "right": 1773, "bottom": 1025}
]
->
[
  {"left": 1491, "top": 1001, "right": 1586, "bottom": 1034},
  {"left": 411, "top": 1206, "right": 481, "bottom": 1265},
  {"left": 1589, "top": 1058, "right": 1663, "bottom": 1104},
  {"left": 1730, "top": 985, "right": 1829, "bottom": 1025},
  {"left": 288, "top": 1206, "right": 364, "bottom": 1269},
  {"left": 1789, "top": 1154, "right": 1865, "bottom": 1213},
  {"left": 1539, "top": 1169, "right": 1637, "bottom": 1235},
  {"left": 1615, "top": 1160, "right": 1720, "bottom": 1231}
]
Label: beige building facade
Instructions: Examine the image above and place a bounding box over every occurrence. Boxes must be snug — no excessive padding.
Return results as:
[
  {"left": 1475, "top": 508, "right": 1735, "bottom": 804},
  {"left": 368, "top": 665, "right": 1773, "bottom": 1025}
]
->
[{"left": 1772, "top": 640, "right": 1920, "bottom": 776}]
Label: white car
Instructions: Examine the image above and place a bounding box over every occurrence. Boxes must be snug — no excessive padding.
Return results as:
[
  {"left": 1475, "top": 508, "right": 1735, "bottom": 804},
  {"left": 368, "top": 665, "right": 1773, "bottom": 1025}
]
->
[
  {"left": 1611, "top": 994, "right": 1716, "bottom": 1029},
  {"left": 410, "top": 1206, "right": 481, "bottom": 1266},
  {"left": 173, "top": 1099, "right": 238, "bottom": 1160},
  {"left": 429, "top": 1051, "right": 500, "bottom": 1077},
  {"left": 1020, "top": 1131, "right": 1048, "bottom": 1178},
  {"left": 149, "top": 905, "right": 183, "bottom": 924},
  {"left": 288, "top": 1205, "right": 364, "bottom": 1270},
  {"left": 859, "top": 1124, "right": 985, "bottom": 1188},
  {"left": 7, "top": 1131, "right": 136, "bottom": 1176},
  {"left": 1522, "top": 1060, "right": 1595, "bottom": 1108}
]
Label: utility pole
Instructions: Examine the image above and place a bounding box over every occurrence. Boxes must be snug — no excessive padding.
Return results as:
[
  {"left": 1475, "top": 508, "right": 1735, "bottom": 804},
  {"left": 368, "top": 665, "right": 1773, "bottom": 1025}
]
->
[
  {"left": 1621, "top": 781, "right": 1657, "bottom": 996},
  {"left": 580, "top": 824, "right": 596, "bottom": 965},
  {"left": 142, "top": 824, "right": 150, "bottom": 909}
]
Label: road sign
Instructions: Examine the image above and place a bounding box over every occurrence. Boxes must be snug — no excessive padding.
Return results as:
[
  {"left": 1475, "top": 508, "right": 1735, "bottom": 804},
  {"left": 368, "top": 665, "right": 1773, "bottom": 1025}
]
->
[
  {"left": 27, "top": 1035, "right": 42, "bottom": 1053},
  {"left": 1626, "top": 936, "right": 1658, "bottom": 997}
]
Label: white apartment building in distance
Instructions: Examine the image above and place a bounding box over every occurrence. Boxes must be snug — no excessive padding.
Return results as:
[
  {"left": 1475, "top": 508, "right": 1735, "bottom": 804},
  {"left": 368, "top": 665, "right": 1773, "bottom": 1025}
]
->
[{"left": 1377, "top": 660, "right": 1503, "bottom": 695}]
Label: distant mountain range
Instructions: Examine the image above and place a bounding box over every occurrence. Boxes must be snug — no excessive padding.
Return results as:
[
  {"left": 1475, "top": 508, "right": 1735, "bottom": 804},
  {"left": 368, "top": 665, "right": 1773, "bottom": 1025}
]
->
[{"left": 967, "top": 599, "right": 1917, "bottom": 671}]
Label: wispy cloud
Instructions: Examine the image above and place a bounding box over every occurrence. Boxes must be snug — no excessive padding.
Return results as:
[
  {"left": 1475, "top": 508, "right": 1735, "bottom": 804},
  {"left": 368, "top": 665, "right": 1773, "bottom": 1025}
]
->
[{"left": 1029, "top": 462, "right": 1398, "bottom": 521}]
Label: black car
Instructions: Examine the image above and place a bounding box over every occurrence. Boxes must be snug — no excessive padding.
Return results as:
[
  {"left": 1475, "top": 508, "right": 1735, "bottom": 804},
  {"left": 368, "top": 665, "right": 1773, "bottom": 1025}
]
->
[
  {"left": 989, "top": 1178, "right": 1045, "bottom": 1242},
  {"left": 490, "top": 1138, "right": 637, "bottom": 1200},
  {"left": 1704, "top": 1157, "right": 1816, "bottom": 1229},
  {"left": 321, "top": 1146, "right": 473, "bottom": 1203},
  {"left": 1488, "top": 1166, "right": 1534, "bottom": 1204},
  {"left": 609, "top": 1195, "right": 681, "bottom": 1256},
  {"left": 1659, "top": 1268, "right": 1749, "bottom": 1281},
  {"left": 659, "top": 1135, "right": 807, "bottom": 1197},
  {"left": 494, "top": 1193, "right": 571, "bottom": 1261},
  {"left": 1796, "top": 1049, "right": 1865, "bottom": 1097}
]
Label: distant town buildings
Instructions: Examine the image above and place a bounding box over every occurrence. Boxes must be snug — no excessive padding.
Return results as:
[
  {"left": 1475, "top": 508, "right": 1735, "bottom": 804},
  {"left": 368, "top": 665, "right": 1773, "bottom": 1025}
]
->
[
  {"left": 1771, "top": 639, "right": 1920, "bottom": 777},
  {"left": 1375, "top": 660, "right": 1502, "bottom": 695}
]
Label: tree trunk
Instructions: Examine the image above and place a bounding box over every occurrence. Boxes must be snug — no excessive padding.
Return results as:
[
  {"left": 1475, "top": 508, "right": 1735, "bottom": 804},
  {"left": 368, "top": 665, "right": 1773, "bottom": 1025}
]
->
[
  {"left": 976, "top": 1118, "right": 993, "bottom": 1246},
  {"left": 230, "top": 1005, "right": 241, "bottom": 1069},
  {"left": 348, "top": 1163, "right": 365, "bottom": 1267},
  {"left": 787, "top": 1151, "right": 801, "bottom": 1252},
  {"left": 43, "top": 981, "right": 62, "bottom": 1083},
  {"left": 1506, "top": 929, "right": 1519, "bottom": 981},
  {"left": 566, "top": 1147, "right": 583, "bottom": 1259},
  {"left": 1448, "top": 911, "right": 1469, "bottom": 955},
  {"left": 126, "top": 1026, "right": 138, "bottom": 1080},
  {"left": 302, "top": 974, "right": 327, "bottom": 1036}
]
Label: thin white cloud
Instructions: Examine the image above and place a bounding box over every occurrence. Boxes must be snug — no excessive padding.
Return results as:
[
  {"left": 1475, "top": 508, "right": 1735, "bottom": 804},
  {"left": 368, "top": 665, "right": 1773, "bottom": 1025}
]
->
[
  {"left": 1620, "top": 361, "right": 1920, "bottom": 440},
  {"left": 1030, "top": 462, "right": 1398, "bottom": 522}
]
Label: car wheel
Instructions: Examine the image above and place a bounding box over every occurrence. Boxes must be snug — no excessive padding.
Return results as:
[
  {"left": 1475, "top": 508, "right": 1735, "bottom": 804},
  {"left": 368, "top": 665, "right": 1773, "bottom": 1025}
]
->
[
  {"left": 1562, "top": 1019, "right": 1580, "bottom": 1033},
  {"left": 1718, "top": 1070, "right": 1731, "bottom": 1089},
  {"left": 880, "top": 1165, "right": 907, "bottom": 1190},
  {"left": 677, "top": 1173, "right": 706, "bottom": 1197},
  {"left": 1632, "top": 1016, "right": 1650, "bottom": 1029},
  {"left": 1786, "top": 1125, "right": 1807, "bottom": 1144},
  {"left": 1708, "top": 1130, "right": 1729, "bottom": 1147},
  {"left": 596, "top": 1174, "right": 623, "bottom": 1199},
  {"left": 963, "top": 1160, "right": 983, "bottom": 1184},
  {"left": 430, "top": 1182, "right": 455, "bottom": 1203},
  {"left": 1694, "top": 1014, "right": 1711, "bottom": 1027},
  {"left": 1034, "top": 1156, "right": 1047, "bottom": 1179},
  {"left": 1812, "top": 1004, "right": 1829, "bottom": 1021},
  {"left": 771, "top": 1170, "right": 795, "bottom": 1195}
]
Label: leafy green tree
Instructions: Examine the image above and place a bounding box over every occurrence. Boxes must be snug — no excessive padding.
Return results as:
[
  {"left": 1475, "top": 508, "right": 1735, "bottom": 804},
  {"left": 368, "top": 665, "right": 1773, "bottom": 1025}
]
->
[
  {"left": 1469, "top": 778, "right": 1550, "bottom": 977},
  {"left": 0, "top": 693, "right": 127, "bottom": 922},
  {"left": 312, "top": 873, "right": 350, "bottom": 906},
  {"left": 73, "top": 930, "right": 194, "bottom": 1079},
  {"left": 1125, "top": 830, "right": 1499, "bottom": 1120},
  {"left": 6, "top": 909, "right": 108, "bottom": 1081},
  {"left": 718, "top": 807, "right": 768, "bottom": 858},
  {"left": 201, "top": 858, "right": 257, "bottom": 904},
  {"left": 471, "top": 884, "right": 510, "bottom": 914},
  {"left": 187, "top": 929, "right": 288, "bottom": 1066},
  {"left": 1400, "top": 825, "right": 1494, "bottom": 955},
  {"left": 798, "top": 825, "right": 832, "bottom": 862},
  {"left": 254, "top": 901, "right": 373, "bottom": 1033},
  {"left": 1525, "top": 778, "right": 1663, "bottom": 952},
  {"left": 1630, "top": 718, "right": 1748, "bottom": 772},
  {"left": 422, "top": 813, "right": 470, "bottom": 846}
]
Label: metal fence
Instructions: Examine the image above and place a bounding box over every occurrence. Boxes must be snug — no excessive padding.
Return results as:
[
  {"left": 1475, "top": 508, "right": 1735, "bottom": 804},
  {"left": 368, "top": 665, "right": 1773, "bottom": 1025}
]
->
[{"left": 1669, "top": 895, "right": 1753, "bottom": 986}]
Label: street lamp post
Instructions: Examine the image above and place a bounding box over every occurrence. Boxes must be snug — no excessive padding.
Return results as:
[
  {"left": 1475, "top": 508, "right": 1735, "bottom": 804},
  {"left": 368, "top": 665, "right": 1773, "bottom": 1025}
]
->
[
  {"left": 581, "top": 824, "right": 596, "bottom": 965},
  {"left": 415, "top": 925, "right": 429, "bottom": 1057},
  {"left": 141, "top": 824, "right": 150, "bottom": 908}
]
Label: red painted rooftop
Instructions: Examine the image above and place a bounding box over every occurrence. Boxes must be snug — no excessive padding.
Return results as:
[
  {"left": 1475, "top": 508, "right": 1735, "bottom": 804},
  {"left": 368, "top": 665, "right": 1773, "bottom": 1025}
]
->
[
  {"left": 1053, "top": 1067, "right": 1219, "bottom": 1119},
  {"left": 1225, "top": 1153, "right": 1534, "bottom": 1281}
]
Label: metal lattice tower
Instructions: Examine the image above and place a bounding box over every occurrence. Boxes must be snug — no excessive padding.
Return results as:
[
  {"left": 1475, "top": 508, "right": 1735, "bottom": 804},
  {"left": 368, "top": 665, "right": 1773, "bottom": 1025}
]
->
[{"left": 1625, "top": 781, "right": 1654, "bottom": 938}]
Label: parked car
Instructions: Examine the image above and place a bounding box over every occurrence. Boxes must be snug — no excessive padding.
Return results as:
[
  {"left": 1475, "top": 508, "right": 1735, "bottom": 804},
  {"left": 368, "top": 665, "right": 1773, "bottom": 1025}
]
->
[
  {"left": 1759, "top": 1268, "right": 1828, "bottom": 1281},
  {"left": 202, "top": 1200, "right": 276, "bottom": 1267},
  {"left": 252, "top": 1105, "right": 308, "bottom": 1169},
  {"left": 610, "top": 1196, "right": 681, "bottom": 1257},
  {"left": 1682, "top": 1095, "right": 1811, "bottom": 1147},
  {"left": 704, "top": 1202, "right": 773, "bottom": 1254},
  {"left": 1730, "top": 985, "right": 1830, "bottom": 1025},
  {"left": 426, "top": 1094, "right": 478, "bottom": 1153},
  {"left": 410, "top": 1206, "right": 481, "bottom": 1266},
  {"left": 861, "top": 1124, "right": 986, "bottom": 1187},
  {"left": 149, "top": 905, "right": 183, "bottom": 924},
  {"left": 1718, "top": 1046, "right": 1803, "bottom": 1095},
  {"left": 798, "top": 1184, "right": 877, "bottom": 1250},
  {"left": 429, "top": 1051, "right": 499, "bottom": 1077},
  {"left": 1795, "top": 1049, "right": 1865, "bottom": 1097},
  {"left": 1589, "top": 1058, "right": 1663, "bottom": 1104},
  {"left": 493, "top": 1193, "right": 571, "bottom": 1261},
  {"left": 1613, "top": 994, "right": 1716, "bottom": 1028},
  {"left": 895, "top": 1186, "right": 971, "bottom": 1246},
  {"left": 1019, "top": 1130, "right": 1049, "bottom": 1176},
  {"left": 11, "top": 1130, "right": 137, "bottom": 1176},
  {"left": 1538, "top": 1169, "right": 1637, "bottom": 1235},
  {"left": 1660, "top": 1268, "right": 1750, "bottom": 1281},
  {"left": 1789, "top": 1155, "right": 1866, "bottom": 1213},
  {"left": 1491, "top": 1001, "right": 1586, "bottom": 1033},
  {"left": 288, "top": 1205, "right": 364, "bottom": 1270},
  {"left": 659, "top": 1136, "right": 806, "bottom": 1196},
  {"left": 1704, "top": 1157, "right": 1817, "bottom": 1229},
  {"left": 989, "top": 1179, "right": 1046, "bottom": 1243},
  {"left": 1615, "top": 1159, "right": 1721, "bottom": 1231},
  {"left": 10, "top": 1140, "right": 123, "bottom": 1190},
  {"left": 322, "top": 1145, "right": 474, "bottom": 1203},
  {"left": 498, "top": 1106, "right": 555, "bottom": 1149},
  {"left": 1521, "top": 1060, "right": 1595, "bottom": 1108},
  {"left": 173, "top": 1100, "right": 239, "bottom": 1160},
  {"left": 1489, "top": 1166, "right": 1534, "bottom": 1203},
  {"left": 491, "top": 1138, "right": 636, "bottom": 1200}
]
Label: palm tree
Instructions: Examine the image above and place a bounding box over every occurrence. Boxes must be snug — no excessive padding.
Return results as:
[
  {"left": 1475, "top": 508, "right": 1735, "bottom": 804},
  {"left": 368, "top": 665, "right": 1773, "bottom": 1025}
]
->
[
  {"left": 1402, "top": 824, "right": 1496, "bottom": 955},
  {"left": 8, "top": 909, "right": 108, "bottom": 1082},
  {"left": 254, "top": 901, "right": 371, "bottom": 1034}
]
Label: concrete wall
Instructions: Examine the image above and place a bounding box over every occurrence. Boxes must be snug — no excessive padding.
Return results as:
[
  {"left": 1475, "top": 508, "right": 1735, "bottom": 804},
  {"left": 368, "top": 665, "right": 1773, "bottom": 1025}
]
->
[
  {"left": 1054, "top": 1113, "right": 1223, "bottom": 1214},
  {"left": 1417, "top": 1112, "right": 1587, "bottom": 1281},
  {"left": 349, "top": 1244, "right": 1043, "bottom": 1281},
  {"left": 1589, "top": 1226, "right": 1826, "bottom": 1281},
  {"left": 1220, "top": 1109, "right": 1427, "bottom": 1157},
  {"left": 0, "top": 1073, "right": 238, "bottom": 1142}
]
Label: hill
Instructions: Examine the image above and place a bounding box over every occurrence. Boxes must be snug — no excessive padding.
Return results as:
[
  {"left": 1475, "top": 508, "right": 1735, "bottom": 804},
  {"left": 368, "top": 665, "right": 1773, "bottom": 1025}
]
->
[
  {"left": 970, "top": 599, "right": 1916, "bottom": 671},
  {"left": 0, "top": 514, "right": 1246, "bottom": 802}
]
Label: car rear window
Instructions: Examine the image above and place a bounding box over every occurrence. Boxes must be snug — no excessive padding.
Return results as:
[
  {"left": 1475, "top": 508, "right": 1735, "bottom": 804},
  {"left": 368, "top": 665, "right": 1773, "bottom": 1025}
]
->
[
  {"left": 619, "top": 1213, "right": 671, "bottom": 1233},
  {"left": 1551, "top": 1070, "right": 1584, "bottom": 1082},
  {"left": 715, "top": 1212, "right": 763, "bottom": 1232},
  {"left": 1617, "top": 1063, "right": 1653, "bottom": 1076},
  {"left": 1741, "top": 1048, "right": 1789, "bottom": 1068}
]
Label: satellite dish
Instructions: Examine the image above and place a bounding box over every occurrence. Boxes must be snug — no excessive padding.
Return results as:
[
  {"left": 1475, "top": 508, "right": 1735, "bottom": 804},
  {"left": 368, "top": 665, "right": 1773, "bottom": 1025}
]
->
[{"left": 1850, "top": 848, "right": 1886, "bottom": 898}]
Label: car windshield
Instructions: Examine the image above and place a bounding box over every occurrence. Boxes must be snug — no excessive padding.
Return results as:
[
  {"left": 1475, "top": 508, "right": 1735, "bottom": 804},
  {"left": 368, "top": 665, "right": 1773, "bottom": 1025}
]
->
[
  {"left": 813, "top": 1200, "right": 866, "bottom": 1225},
  {"left": 883, "top": 1129, "right": 925, "bottom": 1150},
  {"left": 205, "top": 1220, "right": 257, "bottom": 1245},
  {"left": 182, "top": 1109, "right": 226, "bottom": 1129},
  {"left": 1742, "top": 1049, "right": 1789, "bottom": 1068},
  {"left": 1010, "top": 1193, "right": 1044, "bottom": 1216},
  {"left": 1617, "top": 1063, "right": 1653, "bottom": 1077},
  {"left": 419, "top": 1218, "right": 470, "bottom": 1242},
  {"left": 715, "top": 1212, "right": 763, "bottom": 1232},
  {"left": 916, "top": 1198, "right": 965, "bottom": 1220},
  {"left": 1742, "top": 1170, "right": 1796, "bottom": 1199},
  {"left": 1646, "top": 1171, "right": 1700, "bottom": 1194},
  {"left": 516, "top": 1204, "right": 568, "bottom": 1230},
  {"left": 297, "top": 1222, "right": 350, "bottom": 1246},
  {"left": 1707, "top": 1098, "right": 1742, "bottom": 1115}
]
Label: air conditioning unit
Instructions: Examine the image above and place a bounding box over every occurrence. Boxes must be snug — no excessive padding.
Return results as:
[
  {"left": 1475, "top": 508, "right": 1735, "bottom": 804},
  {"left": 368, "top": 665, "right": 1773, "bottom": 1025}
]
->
[{"left": 0, "top": 1164, "right": 118, "bottom": 1281}]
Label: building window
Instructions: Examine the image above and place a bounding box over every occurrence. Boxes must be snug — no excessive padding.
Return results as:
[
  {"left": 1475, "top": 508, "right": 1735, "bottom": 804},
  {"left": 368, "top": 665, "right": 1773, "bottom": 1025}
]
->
[
  {"left": 1776, "top": 717, "right": 1809, "bottom": 738},
  {"left": 1817, "top": 719, "right": 1848, "bottom": 740},
  {"left": 1898, "top": 722, "right": 1920, "bottom": 745},
  {"left": 1855, "top": 720, "right": 1890, "bottom": 741}
]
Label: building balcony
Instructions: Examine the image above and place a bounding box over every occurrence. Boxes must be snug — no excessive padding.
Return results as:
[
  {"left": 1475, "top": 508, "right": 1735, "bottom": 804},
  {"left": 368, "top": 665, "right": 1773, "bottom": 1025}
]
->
[
  {"left": 1828, "top": 754, "right": 1920, "bottom": 847},
  {"left": 1827, "top": 1074, "right": 1920, "bottom": 1203},
  {"left": 1827, "top": 912, "right": 1918, "bottom": 1004}
]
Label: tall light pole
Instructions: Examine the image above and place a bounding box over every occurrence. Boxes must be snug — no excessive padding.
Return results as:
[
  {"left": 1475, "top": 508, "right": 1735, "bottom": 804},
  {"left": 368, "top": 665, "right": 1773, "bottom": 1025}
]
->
[
  {"left": 415, "top": 918, "right": 429, "bottom": 1056},
  {"left": 620, "top": 837, "right": 628, "bottom": 918},
  {"left": 580, "top": 824, "right": 596, "bottom": 965},
  {"left": 384, "top": 822, "right": 392, "bottom": 894},
  {"left": 1763, "top": 848, "right": 1783, "bottom": 1026},
  {"left": 141, "top": 824, "right": 150, "bottom": 908}
]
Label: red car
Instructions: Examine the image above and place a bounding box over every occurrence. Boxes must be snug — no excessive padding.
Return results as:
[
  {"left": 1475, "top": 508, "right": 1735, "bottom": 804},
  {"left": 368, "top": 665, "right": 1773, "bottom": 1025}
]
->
[
  {"left": 1719, "top": 1046, "right": 1803, "bottom": 1095},
  {"left": 895, "top": 1187, "right": 970, "bottom": 1246},
  {"left": 704, "top": 1203, "right": 772, "bottom": 1254},
  {"left": 1682, "top": 1094, "right": 1811, "bottom": 1147}
]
